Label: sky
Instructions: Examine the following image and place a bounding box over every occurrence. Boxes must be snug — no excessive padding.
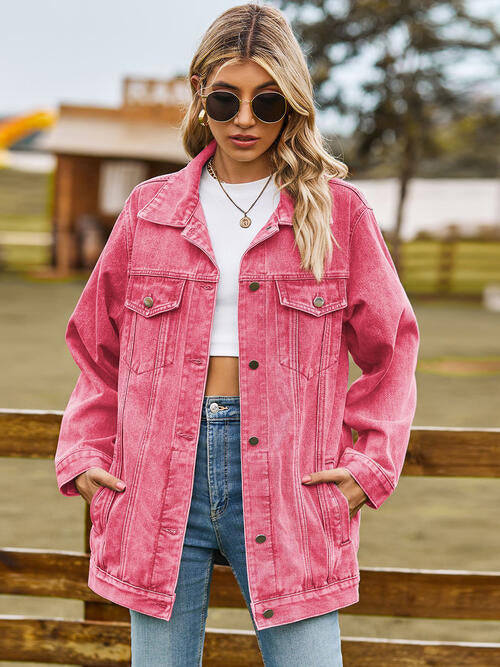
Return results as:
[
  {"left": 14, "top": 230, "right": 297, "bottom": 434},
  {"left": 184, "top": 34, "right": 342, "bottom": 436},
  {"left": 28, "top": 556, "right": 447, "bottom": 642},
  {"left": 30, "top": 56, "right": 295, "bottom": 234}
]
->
[{"left": 2, "top": 0, "right": 499, "bottom": 137}]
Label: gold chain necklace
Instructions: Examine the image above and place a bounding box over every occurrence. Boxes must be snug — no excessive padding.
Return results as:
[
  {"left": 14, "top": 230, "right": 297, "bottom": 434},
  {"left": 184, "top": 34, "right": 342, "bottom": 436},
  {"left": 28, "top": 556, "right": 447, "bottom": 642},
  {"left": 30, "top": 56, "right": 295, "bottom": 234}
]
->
[{"left": 206, "top": 156, "right": 273, "bottom": 228}]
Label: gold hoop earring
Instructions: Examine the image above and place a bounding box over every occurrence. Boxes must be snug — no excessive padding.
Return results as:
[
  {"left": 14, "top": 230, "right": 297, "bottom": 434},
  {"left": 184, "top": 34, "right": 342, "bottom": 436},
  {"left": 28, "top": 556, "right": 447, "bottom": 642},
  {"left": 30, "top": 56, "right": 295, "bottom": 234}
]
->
[{"left": 198, "top": 109, "right": 209, "bottom": 127}]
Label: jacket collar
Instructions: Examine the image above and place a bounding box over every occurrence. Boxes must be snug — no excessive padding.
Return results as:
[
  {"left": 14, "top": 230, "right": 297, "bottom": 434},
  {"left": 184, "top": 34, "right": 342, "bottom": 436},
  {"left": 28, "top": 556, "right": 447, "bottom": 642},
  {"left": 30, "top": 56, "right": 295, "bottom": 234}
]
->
[{"left": 137, "top": 138, "right": 294, "bottom": 227}]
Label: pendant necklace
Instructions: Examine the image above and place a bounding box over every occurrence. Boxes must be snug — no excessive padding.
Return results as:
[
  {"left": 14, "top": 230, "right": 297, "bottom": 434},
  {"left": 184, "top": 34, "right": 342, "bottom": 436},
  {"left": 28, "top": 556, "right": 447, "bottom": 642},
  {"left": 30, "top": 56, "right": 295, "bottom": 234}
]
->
[{"left": 206, "top": 156, "right": 273, "bottom": 228}]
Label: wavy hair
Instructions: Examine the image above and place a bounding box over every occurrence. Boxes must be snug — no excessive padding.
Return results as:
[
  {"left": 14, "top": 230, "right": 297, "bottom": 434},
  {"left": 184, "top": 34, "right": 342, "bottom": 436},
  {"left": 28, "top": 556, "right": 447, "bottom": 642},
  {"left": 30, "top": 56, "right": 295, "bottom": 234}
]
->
[{"left": 180, "top": 2, "right": 349, "bottom": 281}]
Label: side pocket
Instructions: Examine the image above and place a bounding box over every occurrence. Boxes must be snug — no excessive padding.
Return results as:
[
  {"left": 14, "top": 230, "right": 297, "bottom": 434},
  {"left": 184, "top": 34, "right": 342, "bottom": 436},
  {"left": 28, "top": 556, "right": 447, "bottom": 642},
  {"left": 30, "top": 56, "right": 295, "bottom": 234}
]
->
[
  {"left": 324, "top": 457, "right": 351, "bottom": 546},
  {"left": 89, "top": 484, "right": 109, "bottom": 534}
]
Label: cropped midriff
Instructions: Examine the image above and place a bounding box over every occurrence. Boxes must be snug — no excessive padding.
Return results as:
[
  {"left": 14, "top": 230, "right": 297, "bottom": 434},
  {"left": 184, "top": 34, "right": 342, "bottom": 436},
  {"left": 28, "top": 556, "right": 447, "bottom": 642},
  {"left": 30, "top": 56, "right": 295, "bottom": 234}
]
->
[{"left": 204, "top": 356, "right": 240, "bottom": 396}]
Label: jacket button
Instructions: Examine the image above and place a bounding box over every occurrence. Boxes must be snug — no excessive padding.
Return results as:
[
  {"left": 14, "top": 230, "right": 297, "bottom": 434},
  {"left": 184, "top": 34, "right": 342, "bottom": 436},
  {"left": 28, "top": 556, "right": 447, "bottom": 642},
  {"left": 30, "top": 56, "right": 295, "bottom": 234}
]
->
[
  {"left": 249, "top": 360, "right": 259, "bottom": 369},
  {"left": 313, "top": 296, "right": 325, "bottom": 307},
  {"left": 143, "top": 296, "right": 154, "bottom": 308},
  {"left": 263, "top": 609, "right": 274, "bottom": 618},
  {"left": 249, "top": 436, "right": 259, "bottom": 445},
  {"left": 256, "top": 534, "right": 266, "bottom": 543},
  {"left": 249, "top": 281, "right": 260, "bottom": 291}
]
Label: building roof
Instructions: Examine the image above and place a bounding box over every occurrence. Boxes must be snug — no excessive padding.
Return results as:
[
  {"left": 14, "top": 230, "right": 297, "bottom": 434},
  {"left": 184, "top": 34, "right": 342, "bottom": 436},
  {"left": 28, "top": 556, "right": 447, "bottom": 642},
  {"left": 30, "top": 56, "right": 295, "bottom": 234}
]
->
[{"left": 34, "top": 104, "right": 190, "bottom": 163}]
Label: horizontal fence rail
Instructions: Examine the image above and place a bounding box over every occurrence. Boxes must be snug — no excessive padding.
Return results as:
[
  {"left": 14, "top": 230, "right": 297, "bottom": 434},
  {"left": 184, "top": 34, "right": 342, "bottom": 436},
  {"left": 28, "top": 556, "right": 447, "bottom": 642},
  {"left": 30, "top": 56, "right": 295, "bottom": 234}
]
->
[{"left": 1, "top": 410, "right": 500, "bottom": 665}]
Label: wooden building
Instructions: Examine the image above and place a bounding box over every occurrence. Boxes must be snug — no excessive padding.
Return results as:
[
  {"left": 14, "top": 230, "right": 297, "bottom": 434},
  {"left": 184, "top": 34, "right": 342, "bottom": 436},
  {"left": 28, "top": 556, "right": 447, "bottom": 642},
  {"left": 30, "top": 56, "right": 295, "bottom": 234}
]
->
[{"left": 35, "top": 76, "right": 192, "bottom": 273}]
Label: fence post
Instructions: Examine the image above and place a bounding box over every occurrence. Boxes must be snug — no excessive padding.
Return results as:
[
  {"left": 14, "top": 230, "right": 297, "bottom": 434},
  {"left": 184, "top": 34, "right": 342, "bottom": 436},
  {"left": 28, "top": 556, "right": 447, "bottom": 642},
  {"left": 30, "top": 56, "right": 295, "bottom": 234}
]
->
[{"left": 436, "top": 224, "right": 459, "bottom": 295}]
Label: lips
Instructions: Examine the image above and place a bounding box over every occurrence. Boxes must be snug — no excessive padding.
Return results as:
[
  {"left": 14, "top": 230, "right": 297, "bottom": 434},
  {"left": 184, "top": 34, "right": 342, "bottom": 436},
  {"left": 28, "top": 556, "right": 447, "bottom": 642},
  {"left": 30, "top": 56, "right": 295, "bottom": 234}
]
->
[{"left": 230, "top": 135, "right": 258, "bottom": 141}]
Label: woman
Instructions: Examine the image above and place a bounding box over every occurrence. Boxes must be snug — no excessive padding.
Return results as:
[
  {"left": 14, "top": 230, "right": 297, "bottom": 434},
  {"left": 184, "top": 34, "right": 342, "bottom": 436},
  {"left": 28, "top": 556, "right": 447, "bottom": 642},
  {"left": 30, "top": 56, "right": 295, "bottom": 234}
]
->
[{"left": 54, "top": 3, "right": 419, "bottom": 665}]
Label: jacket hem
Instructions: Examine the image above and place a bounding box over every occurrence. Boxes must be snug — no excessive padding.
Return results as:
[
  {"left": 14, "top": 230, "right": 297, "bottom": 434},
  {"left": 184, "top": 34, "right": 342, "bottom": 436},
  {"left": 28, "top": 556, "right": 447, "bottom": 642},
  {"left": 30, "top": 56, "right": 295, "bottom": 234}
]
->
[
  {"left": 88, "top": 557, "right": 176, "bottom": 621},
  {"left": 88, "top": 556, "right": 360, "bottom": 629},
  {"left": 251, "top": 573, "right": 360, "bottom": 630}
]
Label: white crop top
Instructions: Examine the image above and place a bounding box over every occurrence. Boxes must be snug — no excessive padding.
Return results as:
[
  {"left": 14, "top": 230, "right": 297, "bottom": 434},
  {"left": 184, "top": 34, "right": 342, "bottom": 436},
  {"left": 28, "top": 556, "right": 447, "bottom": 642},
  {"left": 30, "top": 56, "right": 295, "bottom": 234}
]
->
[{"left": 198, "top": 162, "right": 281, "bottom": 357}]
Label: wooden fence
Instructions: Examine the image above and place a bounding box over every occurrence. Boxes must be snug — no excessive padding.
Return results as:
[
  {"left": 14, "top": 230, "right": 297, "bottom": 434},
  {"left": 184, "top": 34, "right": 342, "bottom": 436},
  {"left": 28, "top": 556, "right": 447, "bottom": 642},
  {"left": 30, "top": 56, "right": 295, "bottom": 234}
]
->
[
  {"left": 1, "top": 409, "right": 499, "bottom": 665},
  {"left": 392, "top": 229, "right": 500, "bottom": 299}
]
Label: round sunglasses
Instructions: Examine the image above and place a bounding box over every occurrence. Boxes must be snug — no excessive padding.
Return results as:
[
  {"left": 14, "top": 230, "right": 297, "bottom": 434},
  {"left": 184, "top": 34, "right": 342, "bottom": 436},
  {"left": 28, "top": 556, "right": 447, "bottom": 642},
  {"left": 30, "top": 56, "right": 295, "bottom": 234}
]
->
[{"left": 200, "top": 88, "right": 288, "bottom": 124}]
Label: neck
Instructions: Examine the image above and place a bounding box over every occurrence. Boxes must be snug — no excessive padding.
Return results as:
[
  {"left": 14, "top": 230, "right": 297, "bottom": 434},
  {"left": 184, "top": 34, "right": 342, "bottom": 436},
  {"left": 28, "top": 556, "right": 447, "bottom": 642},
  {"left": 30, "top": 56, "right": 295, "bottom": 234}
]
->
[{"left": 212, "top": 147, "right": 273, "bottom": 184}]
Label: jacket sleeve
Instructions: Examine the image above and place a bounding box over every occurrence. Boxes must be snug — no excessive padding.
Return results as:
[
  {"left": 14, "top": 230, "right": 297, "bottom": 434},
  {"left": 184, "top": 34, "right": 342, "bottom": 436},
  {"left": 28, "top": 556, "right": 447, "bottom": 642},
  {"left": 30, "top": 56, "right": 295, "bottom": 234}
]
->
[
  {"left": 338, "top": 205, "right": 419, "bottom": 509},
  {"left": 54, "top": 192, "right": 133, "bottom": 496}
]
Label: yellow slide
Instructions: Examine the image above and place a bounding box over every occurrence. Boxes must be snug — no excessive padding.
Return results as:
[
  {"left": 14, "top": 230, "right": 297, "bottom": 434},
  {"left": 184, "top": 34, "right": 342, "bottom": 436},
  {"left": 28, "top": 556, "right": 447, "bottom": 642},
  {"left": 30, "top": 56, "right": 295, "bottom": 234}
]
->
[
  {"left": 0, "top": 109, "right": 57, "bottom": 148},
  {"left": 0, "top": 109, "right": 57, "bottom": 167}
]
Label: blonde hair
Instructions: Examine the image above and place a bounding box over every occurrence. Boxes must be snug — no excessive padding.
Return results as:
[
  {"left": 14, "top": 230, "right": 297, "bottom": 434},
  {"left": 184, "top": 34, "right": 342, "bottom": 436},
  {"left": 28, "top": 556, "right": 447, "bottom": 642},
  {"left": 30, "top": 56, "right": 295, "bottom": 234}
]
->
[{"left": 180, "top": 2, "right": 349, "bottom": 281}]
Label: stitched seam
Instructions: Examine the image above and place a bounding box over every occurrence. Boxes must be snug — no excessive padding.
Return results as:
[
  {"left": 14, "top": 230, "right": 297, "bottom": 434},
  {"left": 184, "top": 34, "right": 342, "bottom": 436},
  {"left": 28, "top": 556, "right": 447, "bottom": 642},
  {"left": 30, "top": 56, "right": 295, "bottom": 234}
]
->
[
  {"left": 253, "top": 573, "right": 359, "bottom": 605},
  {"left": 197, "top": 551, "right": 215, "bottom": 666},
  {"left": 349, "top": 205, "right": 372, "bottom": 245},
  {"left": 55, "top": 447, "right": 113, "bottom": 468},
  {"left": 226, "top": 557, "right": 266, "bottom": 656},
  {"left": 345, "top": 205, "right": 372, "bottom": 324},
  {"left": 91, "top": 558, "right": 175, "bottom": 599},
  {"left": 329, "top": 177, "right": 374, "bottom": 207},
  {"left": 137, "top": 177, "right": 171, "bottom": 214},
  {"left": 117, "top": 198, "right": 132, "bottom": 330}
]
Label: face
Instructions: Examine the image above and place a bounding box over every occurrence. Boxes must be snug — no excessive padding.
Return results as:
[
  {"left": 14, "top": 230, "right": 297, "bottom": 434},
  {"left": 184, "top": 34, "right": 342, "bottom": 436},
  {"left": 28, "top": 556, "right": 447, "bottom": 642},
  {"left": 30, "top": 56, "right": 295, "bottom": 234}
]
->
[{"left": 191, "top": 60, "right": 288, "bottom": 173}]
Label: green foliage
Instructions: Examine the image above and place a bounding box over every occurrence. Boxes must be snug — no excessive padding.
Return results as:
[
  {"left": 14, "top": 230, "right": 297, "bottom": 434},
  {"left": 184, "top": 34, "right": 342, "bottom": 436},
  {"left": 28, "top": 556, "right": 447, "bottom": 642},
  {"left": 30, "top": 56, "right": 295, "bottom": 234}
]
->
[{"left": 276, "top": 0, "right": 500, "bottom": 178}]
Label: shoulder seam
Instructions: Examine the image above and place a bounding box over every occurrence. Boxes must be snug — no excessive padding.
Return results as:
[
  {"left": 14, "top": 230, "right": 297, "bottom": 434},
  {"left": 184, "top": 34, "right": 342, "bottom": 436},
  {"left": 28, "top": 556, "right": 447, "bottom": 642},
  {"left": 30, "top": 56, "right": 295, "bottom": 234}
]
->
[
  {"left": 119, "top": 197, "right": 132, "bottom": 328},
  {"left": 349, "top": 205, "right": 372, "bottom": 242},
  {"left": 330, "top": 178, "right": 371, "bottom": 207}
]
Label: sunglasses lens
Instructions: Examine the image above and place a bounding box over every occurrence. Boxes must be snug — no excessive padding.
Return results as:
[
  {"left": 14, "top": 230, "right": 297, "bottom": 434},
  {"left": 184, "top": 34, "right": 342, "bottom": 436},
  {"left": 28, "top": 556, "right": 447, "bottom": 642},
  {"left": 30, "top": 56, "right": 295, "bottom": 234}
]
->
[
  {"left": 253, "top": 93, "right": 287, "bottom": 122},
  {"left": 206, "top": 91, "right": 239, "bottom": 121}
]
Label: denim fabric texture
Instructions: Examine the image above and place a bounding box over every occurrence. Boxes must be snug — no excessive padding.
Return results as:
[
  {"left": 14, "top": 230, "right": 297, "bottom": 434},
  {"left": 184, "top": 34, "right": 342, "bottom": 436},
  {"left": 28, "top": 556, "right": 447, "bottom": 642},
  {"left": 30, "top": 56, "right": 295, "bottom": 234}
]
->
[
  {"left": 130, "top": 396, "right": 343, "bottom": 666},
  {"left": 54, "top": 137, "right": 420, "bottom": 630}
]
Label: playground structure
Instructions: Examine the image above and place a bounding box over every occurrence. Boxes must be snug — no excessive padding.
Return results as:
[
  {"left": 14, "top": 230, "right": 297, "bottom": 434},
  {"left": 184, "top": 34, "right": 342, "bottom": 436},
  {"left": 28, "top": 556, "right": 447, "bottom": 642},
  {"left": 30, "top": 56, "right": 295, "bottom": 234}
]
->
[{"left": 0, "top": 109, "right": 57, "bottom": 166}]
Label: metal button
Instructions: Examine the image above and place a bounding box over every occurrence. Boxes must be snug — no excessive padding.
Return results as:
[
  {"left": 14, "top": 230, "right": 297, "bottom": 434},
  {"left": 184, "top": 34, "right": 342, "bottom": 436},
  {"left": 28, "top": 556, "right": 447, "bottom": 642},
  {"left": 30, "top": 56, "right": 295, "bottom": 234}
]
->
[
  {"left": 209, "top": 403, "right": 219, "bottom": 413},
  {"left": 255, "top": 534, "right": 266, "bottom": 543},
  {"left": 143, "top": 296, "right": 154, "bottom": 308},
  {"left": 249, "top": 360, "right": 259, "bottom": 369},
  {"left": 263, "top": 609, "right": 274, "bottom": 618},
  {"left": 313, "top": 296, "right": 325, "bottom": 307},
  {"left": 249, "top": 281, "right": 260, "bottom": 291},
  {"left": 249, "top": 436, "right": 259, "bottom": 445}
]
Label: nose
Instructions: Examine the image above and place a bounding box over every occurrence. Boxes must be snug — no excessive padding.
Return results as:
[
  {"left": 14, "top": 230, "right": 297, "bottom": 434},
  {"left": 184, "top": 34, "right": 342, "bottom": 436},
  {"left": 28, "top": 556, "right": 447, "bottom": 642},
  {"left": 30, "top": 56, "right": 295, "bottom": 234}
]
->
[{"left": 234, "top": 100, "right": 256, "bottom": 126}]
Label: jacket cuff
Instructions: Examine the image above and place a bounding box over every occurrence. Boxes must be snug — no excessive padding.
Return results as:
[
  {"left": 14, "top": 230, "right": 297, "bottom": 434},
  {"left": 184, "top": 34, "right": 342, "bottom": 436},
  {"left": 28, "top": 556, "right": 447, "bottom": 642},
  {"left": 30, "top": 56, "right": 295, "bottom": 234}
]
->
[
  {"left": 55, "top": 448, "right": 114, "bottom": 497},
  {"left": 337, "top": 447, "right": 395, "bottom": 509}
]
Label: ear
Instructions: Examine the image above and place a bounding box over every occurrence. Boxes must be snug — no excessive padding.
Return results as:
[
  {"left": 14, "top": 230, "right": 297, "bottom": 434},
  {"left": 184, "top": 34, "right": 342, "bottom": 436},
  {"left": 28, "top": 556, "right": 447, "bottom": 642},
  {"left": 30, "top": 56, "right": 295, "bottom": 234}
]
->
[{"left": 190, "top": 74, "right": 201, "bottom": 96}]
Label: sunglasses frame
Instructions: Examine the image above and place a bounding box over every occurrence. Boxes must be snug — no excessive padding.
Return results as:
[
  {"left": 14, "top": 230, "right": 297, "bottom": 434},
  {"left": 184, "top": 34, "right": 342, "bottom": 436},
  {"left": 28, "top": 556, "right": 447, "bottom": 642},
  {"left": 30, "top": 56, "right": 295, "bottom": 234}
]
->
[{"left": 199, "top": 87, "right": 288, "bottom": 124}]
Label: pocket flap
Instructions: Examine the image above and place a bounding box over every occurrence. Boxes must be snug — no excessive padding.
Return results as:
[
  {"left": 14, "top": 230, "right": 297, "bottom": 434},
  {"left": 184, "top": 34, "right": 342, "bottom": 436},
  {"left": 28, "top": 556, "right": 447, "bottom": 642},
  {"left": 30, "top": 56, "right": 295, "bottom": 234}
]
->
[
  {"left": 275, "top": 278, "right": 347, "bottom": 316},
  {"left": 125, "top": 275, "right": 186, "bottom": 317}
]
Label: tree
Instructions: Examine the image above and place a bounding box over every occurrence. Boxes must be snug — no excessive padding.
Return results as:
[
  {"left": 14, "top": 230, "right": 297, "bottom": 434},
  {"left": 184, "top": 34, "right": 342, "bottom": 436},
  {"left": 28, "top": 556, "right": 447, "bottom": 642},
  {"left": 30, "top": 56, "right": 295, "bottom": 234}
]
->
[{"left": 275, "top": 0, "right": 500, "bottom": 271}]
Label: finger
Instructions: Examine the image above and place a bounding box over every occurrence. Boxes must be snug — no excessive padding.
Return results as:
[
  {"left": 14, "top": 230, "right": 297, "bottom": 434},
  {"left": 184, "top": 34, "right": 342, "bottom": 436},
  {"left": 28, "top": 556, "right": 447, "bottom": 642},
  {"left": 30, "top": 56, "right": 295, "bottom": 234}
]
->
[
  {"left": 87, "top": 467, "right": 126, "bottom": 492},
  {"left": 301, "top": 470, "right": 340, "bottom": 484},
  {"left": 103, "top": 471, "right": 126, "bottom": 491}
]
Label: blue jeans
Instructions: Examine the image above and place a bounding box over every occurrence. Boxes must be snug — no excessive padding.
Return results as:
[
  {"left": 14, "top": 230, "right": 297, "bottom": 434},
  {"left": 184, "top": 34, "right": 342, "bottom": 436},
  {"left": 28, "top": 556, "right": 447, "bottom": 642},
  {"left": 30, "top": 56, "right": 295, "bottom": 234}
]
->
[{"left": 130, "top": 395, "right": 343, "bottom": 666}]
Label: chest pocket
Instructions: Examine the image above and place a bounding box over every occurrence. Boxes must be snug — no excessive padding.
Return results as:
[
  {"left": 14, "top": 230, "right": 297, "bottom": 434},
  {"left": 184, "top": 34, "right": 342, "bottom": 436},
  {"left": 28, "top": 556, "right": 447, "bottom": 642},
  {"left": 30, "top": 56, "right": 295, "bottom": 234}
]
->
[
  {"left": 274, "top": 277, "right": 348, "bottom": 379},
  {"left": 122, "top": 274, "right": 186, "bottom": 374}
]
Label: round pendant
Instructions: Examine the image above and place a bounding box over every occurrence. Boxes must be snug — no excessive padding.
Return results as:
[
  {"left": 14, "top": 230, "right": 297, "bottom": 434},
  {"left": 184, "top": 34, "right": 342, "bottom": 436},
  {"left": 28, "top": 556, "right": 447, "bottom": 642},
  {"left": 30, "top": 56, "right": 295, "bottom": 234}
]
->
[{"left": 240, "top": 216, "right": 252, "bottom": 228}]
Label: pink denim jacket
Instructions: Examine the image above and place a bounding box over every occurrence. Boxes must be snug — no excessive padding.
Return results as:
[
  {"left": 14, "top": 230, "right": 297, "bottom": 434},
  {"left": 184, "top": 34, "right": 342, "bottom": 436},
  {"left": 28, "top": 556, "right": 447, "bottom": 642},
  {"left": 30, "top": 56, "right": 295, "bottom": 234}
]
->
[{"left": 55, "top": 138, "right": 419, "bottom": 630}]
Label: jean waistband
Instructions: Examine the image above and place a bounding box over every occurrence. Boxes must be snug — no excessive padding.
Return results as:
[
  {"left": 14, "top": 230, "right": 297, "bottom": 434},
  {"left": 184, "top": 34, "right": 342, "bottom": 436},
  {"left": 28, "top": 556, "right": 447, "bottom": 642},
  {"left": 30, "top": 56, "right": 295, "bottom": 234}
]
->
[{"left": 201, "top": 395, "right": 240, "bottom": 420}]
